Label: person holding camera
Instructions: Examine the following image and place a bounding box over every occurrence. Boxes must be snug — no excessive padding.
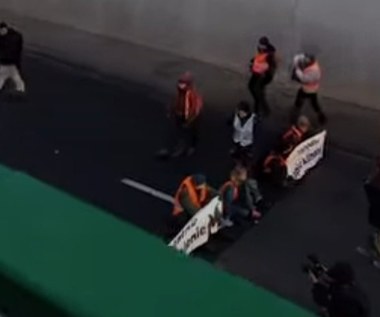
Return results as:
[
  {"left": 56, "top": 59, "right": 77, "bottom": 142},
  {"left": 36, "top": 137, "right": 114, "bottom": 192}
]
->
[{"left": 306, "top": 260, "right": 370, "bottom": 317}]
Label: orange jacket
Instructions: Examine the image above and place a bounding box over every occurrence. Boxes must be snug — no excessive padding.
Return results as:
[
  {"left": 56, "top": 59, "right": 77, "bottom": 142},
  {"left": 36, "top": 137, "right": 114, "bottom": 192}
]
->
[
  {"left": 172, "top": 176, "right": 208, "bottom": 216},
  {"left": 174, "top": 89, "right": 203, "bottom": 122},
  {"left": 281, "top": 125, "right": 304, "bottom": 155},
  {"left": 251, "top": 53, "right": 269, "bottom": 74}
]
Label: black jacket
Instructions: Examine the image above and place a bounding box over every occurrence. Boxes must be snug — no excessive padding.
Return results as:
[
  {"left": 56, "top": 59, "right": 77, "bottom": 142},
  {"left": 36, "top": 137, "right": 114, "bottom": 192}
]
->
[
  {"left": 328, "top": 284, "right": 370, "bottom": 317},
  {"left": 365, "top": 171, "right": 380, "bottom": 229},
  {"left": 0, "top": 28, "right": 23, "bottom": 65}
]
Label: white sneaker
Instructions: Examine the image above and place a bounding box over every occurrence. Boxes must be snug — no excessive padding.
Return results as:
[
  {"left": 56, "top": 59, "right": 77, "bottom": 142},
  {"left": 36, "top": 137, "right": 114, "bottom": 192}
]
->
[{"left": 220, "top": 218, "right": 234, "bottom": 228}]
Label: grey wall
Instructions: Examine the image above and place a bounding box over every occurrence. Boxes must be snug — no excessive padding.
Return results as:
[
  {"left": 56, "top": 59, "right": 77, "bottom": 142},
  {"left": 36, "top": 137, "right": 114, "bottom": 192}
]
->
[{"left": 1, "top": 0, "right": 380, "bottom": 108}]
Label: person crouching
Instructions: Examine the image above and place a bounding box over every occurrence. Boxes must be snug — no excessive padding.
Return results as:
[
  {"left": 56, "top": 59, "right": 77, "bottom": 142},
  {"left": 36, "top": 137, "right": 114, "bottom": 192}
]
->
[
  {"left": 263, "top": 115, "right": 311, "bottom": 186},
  {"left": 171, "top": 174, "right": 217, "bottom": 234}
]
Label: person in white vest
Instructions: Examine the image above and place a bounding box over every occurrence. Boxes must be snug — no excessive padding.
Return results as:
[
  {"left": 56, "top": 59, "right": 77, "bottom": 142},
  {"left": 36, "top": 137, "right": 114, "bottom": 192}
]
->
[{"left": 230, "top": 101, "right": 256, "bottom": 165}]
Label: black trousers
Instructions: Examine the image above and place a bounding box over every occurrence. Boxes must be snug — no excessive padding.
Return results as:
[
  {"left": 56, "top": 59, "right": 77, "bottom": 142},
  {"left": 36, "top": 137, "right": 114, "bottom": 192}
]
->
[
  {"left": 248, "top": 74, "right": 272, "bottom": 115},
  {"left": 175, "top": 116, "right": 200, "bottom": 150},
  {"left": 293, "top": 89, "right": 327, "bottom": 124}
]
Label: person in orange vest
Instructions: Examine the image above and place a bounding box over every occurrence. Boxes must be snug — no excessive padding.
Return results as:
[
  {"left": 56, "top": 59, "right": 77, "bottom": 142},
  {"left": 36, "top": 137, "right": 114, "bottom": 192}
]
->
[
  {"left": 157, "top": 72, "right": 203, "bottom": 159},
  {"left": 263, "top": 116, "right": 311, "bottom": 185},
  {"left": 292, "top": 53, "right": 326, "bottom": 124},
  {"left": 171, "top": 174, "right": 217, "bottom": 231},
  {"left": 220, "top": 166, "right": 262, "bottom": 227},
  {"left": 248, "top": 36, "right": 277, "bottom": 116}
]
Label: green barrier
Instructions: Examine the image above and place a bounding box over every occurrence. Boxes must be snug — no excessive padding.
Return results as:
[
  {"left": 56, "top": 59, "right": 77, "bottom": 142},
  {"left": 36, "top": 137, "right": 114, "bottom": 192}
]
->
[{"left": 0, "top": 165, "right": 315, "bottom": 317}]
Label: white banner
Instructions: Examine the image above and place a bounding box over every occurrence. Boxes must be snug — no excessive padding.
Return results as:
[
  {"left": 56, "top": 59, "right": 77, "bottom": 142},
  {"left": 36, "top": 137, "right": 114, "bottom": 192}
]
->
[
  {"left": 169, "top": 197, "right": 223, "bottom": 255},
  {"left": 286, "top": 130, "right": 327, "bottom": 180}
]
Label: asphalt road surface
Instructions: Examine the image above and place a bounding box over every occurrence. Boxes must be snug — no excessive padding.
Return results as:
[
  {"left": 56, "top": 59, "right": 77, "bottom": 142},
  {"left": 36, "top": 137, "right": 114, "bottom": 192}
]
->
[{"left": 0, "top": 55, "right": 379, "bottom": 316}]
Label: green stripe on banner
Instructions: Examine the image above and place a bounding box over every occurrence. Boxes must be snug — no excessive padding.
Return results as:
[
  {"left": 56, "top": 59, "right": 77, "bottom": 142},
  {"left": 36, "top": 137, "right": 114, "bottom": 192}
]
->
[{"left": 0, "top": 164, "right": 315, "bottom": 317}]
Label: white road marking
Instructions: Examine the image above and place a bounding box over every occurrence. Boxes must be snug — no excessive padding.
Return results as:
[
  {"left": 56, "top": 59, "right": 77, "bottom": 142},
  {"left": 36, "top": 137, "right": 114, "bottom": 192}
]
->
[{"left": 121, "top": 178, "right": 175, "bottom": 204}]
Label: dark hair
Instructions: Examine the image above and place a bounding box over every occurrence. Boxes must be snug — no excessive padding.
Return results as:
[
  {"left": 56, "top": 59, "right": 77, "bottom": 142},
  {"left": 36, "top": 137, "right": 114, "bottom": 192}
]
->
[
  {"left": 237, "top": 101, "right": 251, "bottom": 113},
  {"left": 305, "top": 53, "right": 316, "bottom": 64},
  {"left": 192, "top": 174, "right": 206, "bottom": 186},
  {"left": 0, "top": 22, "right": 8, "bottom": 29},
  {"left": 259, "top": 36, "right": 270, "bottom": 46}
]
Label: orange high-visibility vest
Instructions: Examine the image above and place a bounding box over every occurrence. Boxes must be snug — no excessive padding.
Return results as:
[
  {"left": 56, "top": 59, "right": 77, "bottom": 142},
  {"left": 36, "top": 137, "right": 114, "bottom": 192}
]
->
[
  {"left": 281, "top": 125, "right": 304, "bottom": 155},
  {"left": 252, "top": 53, "right": 269, "bottom": 74},
  {"left": 282, "top": 125, "right": 303, "bottom": 144},
  {"left": 172, "top": 176, "right": 208, "bottom": 216},
  {"left": 263, "top": 154, "right": 286, "bottom": 174},
  {"left": 175, "top": 90, "right": 203, "bottom": 121},
  {"left": 302, "top": 62, "right": 321, "bottom": 93},
  {"left": 220, "top": 181, "right": 239, "bottom": 201}
]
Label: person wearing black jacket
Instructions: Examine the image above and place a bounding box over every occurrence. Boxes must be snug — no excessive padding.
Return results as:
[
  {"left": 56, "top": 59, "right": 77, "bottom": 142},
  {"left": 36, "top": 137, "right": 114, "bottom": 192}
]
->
[
  {"left": 311, "top": 262, "right": 370, "bottom": 317},
  {"left": 0, "top": 22, "right": 25, "bottom": 93},
  {"left": 248, "top": 36, "right": 277, "bottom": 115}
]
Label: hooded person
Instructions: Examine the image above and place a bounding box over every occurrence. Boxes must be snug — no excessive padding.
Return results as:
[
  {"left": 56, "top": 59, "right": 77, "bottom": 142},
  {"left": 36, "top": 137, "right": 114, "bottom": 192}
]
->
[
  {"left": 157, "top": 72, "right": 203, "bottom": 159},
  {"left": 248, "top": 36, "right": 277, "bottom": 115},
  {"left": 0, "top": 22, "right": 25, "bottom": 93}
]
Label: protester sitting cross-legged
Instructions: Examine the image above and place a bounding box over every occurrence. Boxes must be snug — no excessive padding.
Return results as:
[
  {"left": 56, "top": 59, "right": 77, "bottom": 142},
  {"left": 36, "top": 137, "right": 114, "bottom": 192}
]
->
[
  {"left": 263, "top": 115, "right": 311, "bottom": 186},
  {"left": 220, "top": 166, "right": 263, "bottom": 227},
  {"left": 170, "top": 174, "right": 217, "bottom": 234}
]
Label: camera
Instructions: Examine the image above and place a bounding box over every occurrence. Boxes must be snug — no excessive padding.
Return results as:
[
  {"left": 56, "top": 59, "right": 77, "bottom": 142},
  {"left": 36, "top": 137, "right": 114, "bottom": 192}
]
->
[{"left": 302, "top": 254, "right": 328, "bottom": 279}]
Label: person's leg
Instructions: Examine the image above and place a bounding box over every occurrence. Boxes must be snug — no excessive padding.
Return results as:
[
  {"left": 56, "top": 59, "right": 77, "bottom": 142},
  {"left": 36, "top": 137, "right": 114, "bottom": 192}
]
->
[
  {"left": 171, "top": 117, "right": 187, "bottom": 157},
  {"left": 246, "top": 178, "right": 263, "bottom": 204},
  {"left": 253, "top": 78, "right": 266, "bottom": 115},
  {"left": 248, "top": 75, "right": 260, "bottom": 114},
  {"left": 310, "top": 93, "right": 327, "bottom": 124},
  {"left": 228, "top": 204, "right": 251, "bottom": 220},
  {"left": 292, "top": 88, "right": 306, "bottom": 122},
  {"left": 9, "top": 65, "right": 25, "bottom": 92},
  {"left": 0, "top": 65, "right": 9, "bottom": 91},
  {"left": 186, "top": 116, "right": 200, "bottom": 155},
  {"left": 261, "top": 76, "right": 272, "bottom": 115},
  {"left": 237, "top": 145, "right": 253, "bottom": 167}
]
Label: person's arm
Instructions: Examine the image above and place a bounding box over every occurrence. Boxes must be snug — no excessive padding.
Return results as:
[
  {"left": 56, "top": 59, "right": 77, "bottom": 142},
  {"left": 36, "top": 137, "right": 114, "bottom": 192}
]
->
[
  {"left": 221, "top": 185, "right": 235, "bottom": 215},
  {"left": 295, "top": 67, "right": 321, "bottom": 84},
  {"left": 178, "top": 189, "right": 199, "bottom": 216},
  {"left": 206, "top": 186, "right": 219, "bottom": 199}
]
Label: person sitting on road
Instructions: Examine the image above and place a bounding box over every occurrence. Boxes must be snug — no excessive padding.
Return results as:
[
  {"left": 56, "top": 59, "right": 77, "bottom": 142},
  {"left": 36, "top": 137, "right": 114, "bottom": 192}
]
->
[
  {"left": 263, "top": 115, "right": 311, "bottom": 185},
  {"left": 220, "top": 166, "right": 262, "bottom": 227},
  {"left": 171, "top": 174, "right": 217, "bottom": 232},
  {"left": 230, "top": 101, "right": 256, "bottom": 165}
]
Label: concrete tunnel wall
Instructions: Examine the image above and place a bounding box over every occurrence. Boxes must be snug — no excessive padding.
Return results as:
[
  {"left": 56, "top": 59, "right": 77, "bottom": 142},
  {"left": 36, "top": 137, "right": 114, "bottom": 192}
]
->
[{"left": 1, "top": 0, "right": 380, "bottom": 109}]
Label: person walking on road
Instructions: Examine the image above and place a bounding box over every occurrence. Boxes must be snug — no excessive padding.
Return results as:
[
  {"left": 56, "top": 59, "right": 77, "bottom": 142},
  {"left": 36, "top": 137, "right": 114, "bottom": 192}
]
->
[
  {"left": 157, "top": 72, "right": 203, "bottom": 159},
  {"left": 292, "top": 53, "right": 326, "bottom": 124},
  {"left": 0, "top": 22, "right": 25, "bottom": 93},
  {"left": 248, "top": 36, "right": 277, "bottom": 116}
]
